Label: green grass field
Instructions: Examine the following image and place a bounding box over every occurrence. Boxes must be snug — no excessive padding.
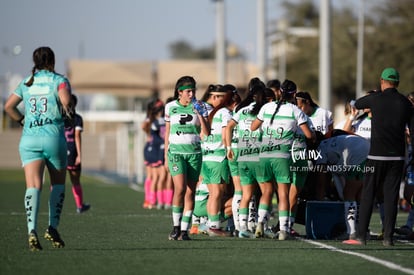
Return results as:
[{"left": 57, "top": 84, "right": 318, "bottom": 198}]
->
[{"left": 1, "top": 169, "right": 413, "bottom": 275}]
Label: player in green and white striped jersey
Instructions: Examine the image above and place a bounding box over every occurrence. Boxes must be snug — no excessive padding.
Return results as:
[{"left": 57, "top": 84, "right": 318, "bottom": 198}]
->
[
  {"left": 201, "top": 85, "right": 237, "bottom": 237},
  {"left": 223, "top": 84, "right": 242, "bottom": 235},
  {"left": 251, "top": 79, "right": 315, "bottom": 240},
  {"left": 226, "top": 84, "right": 269, "bottom": 238},
  {"left": 164, "top": 76, "right": 210, "bottom": 241}
]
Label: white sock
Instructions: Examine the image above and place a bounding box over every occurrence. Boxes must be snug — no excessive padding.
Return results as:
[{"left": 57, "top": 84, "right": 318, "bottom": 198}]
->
[
  {"left": 345, "top": 201, "right": 357, "bottom": 234},
  {"left": 257, "top": 205, "right": 268, "bottom": 224},
  {"left": 279, "top": 216, "right": 289, "bottom": 232},
  {"left": 232, "top": 192, "right": 242, "bottom": 231},
  {"left": 181, "top": 210, "right": 192, "bottom": 232},
  {"left": 239, "top": 210, "right": 249, "bottom": 232},
  {"left": 248, "top": 196, "right": 257, "bottom": 231}
]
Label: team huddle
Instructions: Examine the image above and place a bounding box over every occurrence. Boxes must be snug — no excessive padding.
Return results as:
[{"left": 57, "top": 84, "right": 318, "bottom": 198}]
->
[{"left": 145, "top": 70, "right": 414, "bottom": 245}]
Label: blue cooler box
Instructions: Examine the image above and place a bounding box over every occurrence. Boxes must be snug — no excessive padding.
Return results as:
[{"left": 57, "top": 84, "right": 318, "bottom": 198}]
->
[{"left": 305, "top": 201, "right": 346, "bottom": 239}]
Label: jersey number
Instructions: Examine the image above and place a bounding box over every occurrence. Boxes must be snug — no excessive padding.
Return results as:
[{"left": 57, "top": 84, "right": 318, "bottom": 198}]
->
[{"left": 29, "top": 97, "right": 48, "bottom": 114}]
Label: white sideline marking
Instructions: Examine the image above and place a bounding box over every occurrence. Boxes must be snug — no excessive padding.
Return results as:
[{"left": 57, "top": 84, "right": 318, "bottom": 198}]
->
[
  {"left": 301, "top": 238, "right": 414, "bottom": 275},
  {"left": 397, "top": 240, "right": 414, "bottom": 246}
]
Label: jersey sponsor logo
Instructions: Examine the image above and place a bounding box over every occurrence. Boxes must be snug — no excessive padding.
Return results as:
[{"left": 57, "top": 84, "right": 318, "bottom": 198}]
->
[
  {"left": 179, "top": 114, "right": 194, "bottom": 125},
  {"left": 28, "top": 85, "right": 50, "bottom": 95},
  {"left": 203, "top": 149, "right": 215, "bottom": 155},
  {"left": 176, "top": 130, "right": 196, "bottom": 135},
  {"left": 261, "top": 144, "right": 281, "bottom": 153},
  {"left": 312, "top": 125, "right": 325, "bottom": 132},
  {"left": 29, "top": 117, "right": 53, "bottom": 128},
  {"left": 239, "top": 147, "right": 260, "bottom": 156},
  {"left": 358, "top": 127, "right": 371, "bottom": 131}
]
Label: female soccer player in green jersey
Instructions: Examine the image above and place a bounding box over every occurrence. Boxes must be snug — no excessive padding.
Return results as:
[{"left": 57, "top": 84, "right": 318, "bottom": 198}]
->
[{"left": 164, "top": 76, "right": 210, "bottom": 241}]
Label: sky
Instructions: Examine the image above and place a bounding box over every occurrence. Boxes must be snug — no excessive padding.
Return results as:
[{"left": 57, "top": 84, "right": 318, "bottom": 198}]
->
[
  {"left": 0, "top": 0, "right": 364, "bottom": 80},
  {"left": 0, "top": 0, "right": 269, "bottom": 78}
]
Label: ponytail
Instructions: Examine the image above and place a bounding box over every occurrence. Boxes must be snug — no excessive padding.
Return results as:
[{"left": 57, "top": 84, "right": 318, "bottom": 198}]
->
[
  {"left": 270, "top": 79, "right": 296, "bottom": 124},
  {"left": 270, "top": 95, "right": 285, "bottom": 125},
  {"left": 24, "top": 66, "right": 36, "bottom": 87}
]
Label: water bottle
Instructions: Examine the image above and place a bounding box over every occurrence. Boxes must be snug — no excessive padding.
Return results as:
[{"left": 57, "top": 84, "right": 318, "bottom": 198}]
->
[{"left": 192, "top": 98, "right": 207, "bottom": 116}]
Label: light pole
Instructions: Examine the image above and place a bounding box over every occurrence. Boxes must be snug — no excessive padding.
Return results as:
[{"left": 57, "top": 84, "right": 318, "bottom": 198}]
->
[
  {"left": 319, "top": 0, "right": 331, "bottom": 111},
  {"left": 214, "top": 0, "right": 226, "bottom": 84},
  {"left": 257, "top": 0, "right": 267, "bottom": 82},
  {"left": 356, "top": 0, "right": 365, "bottom": 99}
]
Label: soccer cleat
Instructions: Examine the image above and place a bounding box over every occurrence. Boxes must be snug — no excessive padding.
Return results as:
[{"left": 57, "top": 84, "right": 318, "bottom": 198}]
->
[
  {"left": 44, "top": 226, "right": 65, "bottom": 248},
  {"left": 238, "top": 230, "right": 254, "bottom": 238},
  {"left": 255, "top": 222, "right": 264, "bottom": 238},
  {"left": 28, "top": 230, "right": 42, "bottom": 251},
  {"left": 263, "top": 228, "right": 277, "bottom": 239},
  {"left": 342, "top": 238, "right": 366, "bottom": 245},
  {"left": 278, "top": 230, "right": 289, "bottom": 241},
  {"left": 189, "top": 224, "right": 199, "bottom": 235},
  {"left": 142, "top": 200, "right": 150, "bottom": 208},
  {"left": 336, "top": 232, "right": 357, "bottom": 241},
  {"left": 168, "top": 226, "right": 181, "bottom": 240},
  {"left": 335, "top": 232, "right": 350, "bottom": 241},
  {"left": 198, "top": 224, "right": 209, "bottom": 235},
  {"left": 77, "top": 203, "right": 91, "bottom": 214},
  {"left": 142, "top": 201, "right": 155, "bottom": 209},
  {"left": 178, "top": 231, "right": 191, "bottom": 241}
]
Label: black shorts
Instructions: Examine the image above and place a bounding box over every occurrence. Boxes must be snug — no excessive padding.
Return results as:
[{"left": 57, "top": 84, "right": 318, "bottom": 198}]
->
[
  {"left": 67, "top": 149, "right": 81, "bottom": 171},
  {"left": 144, "top": 142, "right": 164, "bottom": 167}
]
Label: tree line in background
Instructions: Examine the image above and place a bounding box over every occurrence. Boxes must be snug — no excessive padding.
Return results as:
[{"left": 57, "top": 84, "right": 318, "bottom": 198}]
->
[{"left": 168, "top": 0, "right": 414, "bottom": 107}]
